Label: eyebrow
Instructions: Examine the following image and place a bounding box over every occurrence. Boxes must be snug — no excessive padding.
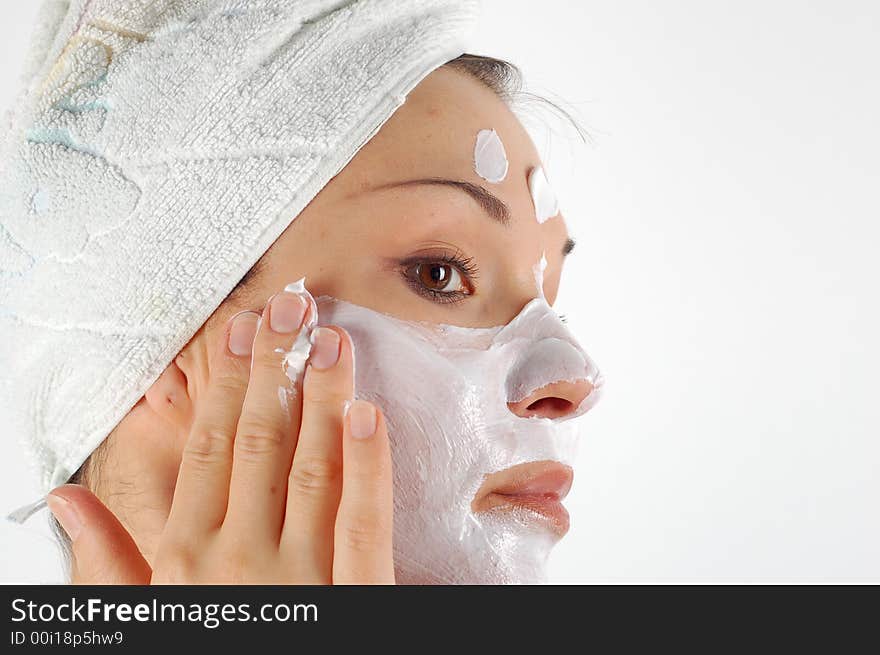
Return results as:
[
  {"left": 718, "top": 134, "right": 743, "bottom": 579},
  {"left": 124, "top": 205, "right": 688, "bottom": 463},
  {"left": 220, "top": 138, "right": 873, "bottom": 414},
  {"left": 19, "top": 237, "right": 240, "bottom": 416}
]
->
[
  {"left": 366, "top": 177, "right": 575, "bottom": 257},
  {"left": 370, "top": 177, "right": 512, "bottom": 226}
]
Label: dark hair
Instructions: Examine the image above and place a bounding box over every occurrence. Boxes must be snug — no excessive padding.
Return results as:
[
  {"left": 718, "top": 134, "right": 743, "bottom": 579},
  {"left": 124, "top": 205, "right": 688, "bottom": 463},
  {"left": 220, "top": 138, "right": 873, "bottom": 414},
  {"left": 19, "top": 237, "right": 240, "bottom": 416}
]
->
[
  {"left": 447, "top": 53, "right": 523, "bottom": 101},
  {"left": 52, "top": 53, "right": 587, "bottom": 577}
]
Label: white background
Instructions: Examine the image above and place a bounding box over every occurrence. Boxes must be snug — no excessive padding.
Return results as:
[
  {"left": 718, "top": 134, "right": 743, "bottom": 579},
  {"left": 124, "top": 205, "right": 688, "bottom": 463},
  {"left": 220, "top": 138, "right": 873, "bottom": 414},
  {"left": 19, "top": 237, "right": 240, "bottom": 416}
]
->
[{"left": 2, "top": 1, "right": 878, "bottom": 583}]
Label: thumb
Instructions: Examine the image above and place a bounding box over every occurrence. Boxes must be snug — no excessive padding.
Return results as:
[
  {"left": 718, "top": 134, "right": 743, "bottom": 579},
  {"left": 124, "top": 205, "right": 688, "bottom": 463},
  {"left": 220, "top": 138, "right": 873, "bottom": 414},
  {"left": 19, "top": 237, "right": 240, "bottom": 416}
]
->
[{"left": 47, "top": 484, "right": 152, "bottom": 585}]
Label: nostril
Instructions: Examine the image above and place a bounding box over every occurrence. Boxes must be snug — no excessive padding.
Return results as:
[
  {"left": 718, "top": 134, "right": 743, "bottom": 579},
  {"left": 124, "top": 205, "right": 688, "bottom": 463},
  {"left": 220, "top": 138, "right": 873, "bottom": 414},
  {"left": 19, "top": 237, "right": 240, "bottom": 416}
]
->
[
  {"left": 508, "top": 379, "right": 594, "bottom": 420},
  {"left": 524, "top": 397, "right": 573, "bottom": 417}
]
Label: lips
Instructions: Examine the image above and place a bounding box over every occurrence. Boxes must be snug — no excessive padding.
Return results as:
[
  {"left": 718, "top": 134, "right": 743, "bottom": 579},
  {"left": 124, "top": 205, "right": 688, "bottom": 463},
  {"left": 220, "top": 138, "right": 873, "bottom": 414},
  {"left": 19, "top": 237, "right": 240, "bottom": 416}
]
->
[{"left": 472, "top": 460, "right": 574, "bottom": 536}]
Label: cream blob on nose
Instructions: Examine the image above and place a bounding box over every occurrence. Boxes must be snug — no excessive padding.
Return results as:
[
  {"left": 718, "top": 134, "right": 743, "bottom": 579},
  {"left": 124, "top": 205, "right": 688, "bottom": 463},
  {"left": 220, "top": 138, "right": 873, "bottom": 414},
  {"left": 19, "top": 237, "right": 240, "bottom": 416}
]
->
[{"left": 505, "top": 337, "right": 595, "bottom": 420}]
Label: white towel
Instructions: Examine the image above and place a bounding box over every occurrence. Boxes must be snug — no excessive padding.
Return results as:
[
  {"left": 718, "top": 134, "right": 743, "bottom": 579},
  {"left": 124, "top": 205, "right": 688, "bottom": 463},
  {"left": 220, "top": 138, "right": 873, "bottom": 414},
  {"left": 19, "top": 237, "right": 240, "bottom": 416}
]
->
[{"left": 0, "top": 0, "right": 478, "bottom": 502}]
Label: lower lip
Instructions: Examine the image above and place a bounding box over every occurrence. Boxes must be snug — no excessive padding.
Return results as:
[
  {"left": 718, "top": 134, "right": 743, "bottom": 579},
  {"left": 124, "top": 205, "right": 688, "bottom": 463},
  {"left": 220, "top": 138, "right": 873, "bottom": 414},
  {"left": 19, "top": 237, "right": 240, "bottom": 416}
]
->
[{"left": 488, "top": 493, "right": 570, "bottom": 536}]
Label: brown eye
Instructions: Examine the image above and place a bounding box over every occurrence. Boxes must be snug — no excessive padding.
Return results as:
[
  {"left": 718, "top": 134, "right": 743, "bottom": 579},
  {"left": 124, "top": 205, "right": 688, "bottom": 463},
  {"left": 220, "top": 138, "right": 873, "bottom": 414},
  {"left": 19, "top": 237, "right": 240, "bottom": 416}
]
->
[
  {"left": 414, "top": 262, "right": 469, "bottom": 294},
  {"left": 399, "top": 252, "right": 478, "bottom": 305}
]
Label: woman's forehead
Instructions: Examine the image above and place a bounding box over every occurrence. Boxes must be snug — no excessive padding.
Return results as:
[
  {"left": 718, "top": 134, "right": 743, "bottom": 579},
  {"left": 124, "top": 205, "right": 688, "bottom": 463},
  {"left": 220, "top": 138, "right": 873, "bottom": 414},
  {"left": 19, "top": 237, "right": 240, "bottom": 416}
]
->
[
  {"left": 349, "top": 67, "right": 541, "bottom": 186},
  {"left": 300, "top": 65, "right": 570, "bottom": 297}
]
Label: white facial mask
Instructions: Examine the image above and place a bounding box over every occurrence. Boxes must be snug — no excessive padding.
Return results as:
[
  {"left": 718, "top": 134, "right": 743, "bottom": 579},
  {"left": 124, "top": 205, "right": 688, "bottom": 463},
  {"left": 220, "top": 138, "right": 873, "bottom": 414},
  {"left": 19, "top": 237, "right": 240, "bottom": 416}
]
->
[
  {"left": 473, "top": 129, "right": 509, "bottom": 183},
  {"left": 292, "top": 281, "right": 603, "bottom": 584}
]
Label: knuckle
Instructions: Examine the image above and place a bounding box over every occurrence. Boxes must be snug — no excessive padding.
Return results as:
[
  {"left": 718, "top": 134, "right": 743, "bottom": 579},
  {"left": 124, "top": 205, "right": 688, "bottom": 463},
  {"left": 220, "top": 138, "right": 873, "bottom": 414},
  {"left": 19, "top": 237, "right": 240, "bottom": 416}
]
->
[
  {"left": 213, "top": 371, "right": 248, "bottom": 395},
  {"left": 303, "top": 383, "right": 346, "bottom": 409},
  {"left": 349, "top": 457, "right": 393, "bottom": 492},
  {"left": 361, "top": 455, "right": 393, "bottom": 485},
  {"left": 289, "top": 455, "right": 341, "bottom": 496},
  {"left": 184, "top": 426, "right": 231, "bottom": 466},
  {"left": 250, "top": 343, "right": 283, "bottom": 371},
  {"left": 339, "top": 516, "right": 387, "bottom": 553},
  {"left": 234, "top": 422, "right": 285, "bottom": 459}
]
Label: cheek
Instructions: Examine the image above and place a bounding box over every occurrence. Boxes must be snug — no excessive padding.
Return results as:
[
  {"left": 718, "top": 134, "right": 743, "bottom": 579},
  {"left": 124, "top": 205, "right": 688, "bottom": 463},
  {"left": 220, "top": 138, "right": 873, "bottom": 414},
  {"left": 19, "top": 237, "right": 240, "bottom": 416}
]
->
[
  {"left": 253, "top": 200, "right": 372, "bottom": 297},
  {"left": 537, "top": 217, "right": 571, "bottom": 304},
  {"left": 311, "top": 290, "right": 595, "bottom": 583},
  {"left": 346, "top": 319, "right": 487, "bottom": 509},
  {"left": 316, "top": 297, "right": 493, "bottom": 504},
  {"left": 543, "top": 264, "right": 563, "bottom": 306}
]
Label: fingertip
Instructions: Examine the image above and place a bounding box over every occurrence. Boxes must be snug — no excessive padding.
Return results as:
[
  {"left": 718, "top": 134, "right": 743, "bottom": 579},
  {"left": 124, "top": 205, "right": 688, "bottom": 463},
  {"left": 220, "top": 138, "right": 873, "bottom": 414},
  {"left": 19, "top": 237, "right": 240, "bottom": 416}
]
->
[
  {"left": 47, "top": 483, "right": 109, "bottom": 539},
  {"left": 308, "top": 324, "right": 356, "bottom": 371},
  {"left": 335, "top": 325, "right": 353, "bottom": 348},
  {"left": 48, "top": 483, "right": 92, "bottom": 508},
  {"left": 336, "top": 326, "right": 356, "bottom": 377},
  {"left": 46, "top": 488, "right": 84, "bottom": 543},
  {"left": 346, "top": 399, "right": 377, "bottom": 440},
  {"left": 334, "top": 398, "right": 394, "bottom": 585},
  {"left": 318, "top": 325, "right": 354, "bottom": 354},
  {"left": 343, "top": 400, "right": 392, "bottom": 481},
  {"left": 48, "top": 484, "right": 152, "bottom": 584},
  {"left": 303, "top": 325, "right": 355, "bottom": 384},
  {"left": 226, "top": 310, "right": 261, "bottom": 358},
  {"left": 373, "top": 403, "right": 387, "bottom": 433}
]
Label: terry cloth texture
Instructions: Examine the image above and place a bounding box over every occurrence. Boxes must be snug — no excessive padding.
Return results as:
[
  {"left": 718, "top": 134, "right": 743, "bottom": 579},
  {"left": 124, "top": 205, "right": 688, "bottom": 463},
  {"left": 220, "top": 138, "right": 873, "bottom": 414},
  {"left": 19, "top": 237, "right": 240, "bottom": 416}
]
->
[{"left": 0, "top": 0, "right": 478, "bottom": 495}]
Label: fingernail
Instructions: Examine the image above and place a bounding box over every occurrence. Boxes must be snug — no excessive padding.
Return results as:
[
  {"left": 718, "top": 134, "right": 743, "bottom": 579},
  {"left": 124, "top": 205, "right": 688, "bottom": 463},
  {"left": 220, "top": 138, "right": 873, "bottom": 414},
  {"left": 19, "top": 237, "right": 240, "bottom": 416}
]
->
[
  {"left": 46, "top": 493, "right": 82, "bottom": 542},
  {"left": 309, "top": 327, "right": 341, "bottom": 370},
  {"left": 268, "top": 291, "right": 307, "bottom": 334},
  {"left": 348, "top": 400, "right": 376, "bottom": 439},
  {"left": 228, "top": 311, "right": 260, "bottom": 356}
]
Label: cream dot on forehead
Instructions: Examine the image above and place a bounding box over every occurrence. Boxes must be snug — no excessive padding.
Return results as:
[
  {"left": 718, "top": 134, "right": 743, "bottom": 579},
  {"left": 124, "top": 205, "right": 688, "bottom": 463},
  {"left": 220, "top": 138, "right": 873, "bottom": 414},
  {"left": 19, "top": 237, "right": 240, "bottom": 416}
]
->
[
  {"left": 473, "top": 129, "right": 509, "bottom": 183},
  {"left": 528, "top": 166, "right": 560, "bottom": 224}
]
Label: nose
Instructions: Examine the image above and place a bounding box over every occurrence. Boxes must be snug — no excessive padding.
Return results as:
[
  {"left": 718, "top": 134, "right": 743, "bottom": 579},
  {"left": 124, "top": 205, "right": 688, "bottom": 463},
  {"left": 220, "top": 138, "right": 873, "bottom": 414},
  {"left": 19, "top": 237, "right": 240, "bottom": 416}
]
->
[{"left": 507, "top": 379, "right": 594, "bottom": 420}]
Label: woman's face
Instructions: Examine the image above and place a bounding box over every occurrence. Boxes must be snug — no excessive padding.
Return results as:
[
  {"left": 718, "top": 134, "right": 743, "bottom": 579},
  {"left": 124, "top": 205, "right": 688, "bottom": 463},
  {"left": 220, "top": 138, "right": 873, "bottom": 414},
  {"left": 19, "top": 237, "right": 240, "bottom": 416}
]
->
[
  {"left": 122, "top": 65, "right": 595, "bottom": 584},
  {"left": 229, "top": 66, "right": 572, "bottom": 328}
]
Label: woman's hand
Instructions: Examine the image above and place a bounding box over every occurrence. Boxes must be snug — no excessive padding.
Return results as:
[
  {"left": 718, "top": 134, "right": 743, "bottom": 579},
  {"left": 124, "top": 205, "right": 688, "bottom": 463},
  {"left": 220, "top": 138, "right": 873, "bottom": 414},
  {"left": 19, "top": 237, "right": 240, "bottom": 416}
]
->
[{"left": 46, "top": 286, "right": 395, "bottom": 584}]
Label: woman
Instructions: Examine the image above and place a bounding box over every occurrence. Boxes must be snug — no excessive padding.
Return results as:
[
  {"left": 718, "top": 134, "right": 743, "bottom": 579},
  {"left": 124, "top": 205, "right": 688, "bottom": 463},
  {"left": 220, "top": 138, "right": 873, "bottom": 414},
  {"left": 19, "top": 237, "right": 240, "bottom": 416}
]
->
[{"left": 2, "top": 0, "right": 600, "bottom": 584}]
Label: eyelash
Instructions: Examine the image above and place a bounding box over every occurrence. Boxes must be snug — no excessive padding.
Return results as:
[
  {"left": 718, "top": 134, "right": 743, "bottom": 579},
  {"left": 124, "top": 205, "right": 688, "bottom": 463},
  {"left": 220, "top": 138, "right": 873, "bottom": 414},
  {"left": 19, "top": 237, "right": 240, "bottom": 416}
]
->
[
  {"left": 398, "top": 251, "right": 479, "bottom": 305},
  {"left": 395, "top": 253, "right": 570, "bottom": 318}
]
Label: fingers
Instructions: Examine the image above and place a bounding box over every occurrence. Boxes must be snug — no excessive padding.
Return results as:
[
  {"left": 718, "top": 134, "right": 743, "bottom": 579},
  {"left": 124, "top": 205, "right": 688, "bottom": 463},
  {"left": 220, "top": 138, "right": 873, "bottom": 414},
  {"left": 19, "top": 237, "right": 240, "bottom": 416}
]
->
[
  {"left": 280, "top": 327, "right": 353, "bottom": 581},
  {"left": 159, "top": 283, "right": 392, "bottom": 585},
  {"left": 47, "top": 484, "right": 151, "bottom": 585},
  {"left": 225, "top": 290, "right": 311, "bottom": 539},
  {"left": 167, "top": 310, "right": 256, "bottom": 537},
  {"left": 332, "top": 400, "right": 395, "bottom": 585}
]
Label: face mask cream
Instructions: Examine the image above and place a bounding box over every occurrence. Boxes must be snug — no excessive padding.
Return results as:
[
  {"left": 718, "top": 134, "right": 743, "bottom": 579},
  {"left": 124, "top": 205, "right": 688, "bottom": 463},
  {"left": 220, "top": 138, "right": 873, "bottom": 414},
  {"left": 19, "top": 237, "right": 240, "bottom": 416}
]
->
[{"left": 284, "top": 279, "right": 603, "bottom": 584}]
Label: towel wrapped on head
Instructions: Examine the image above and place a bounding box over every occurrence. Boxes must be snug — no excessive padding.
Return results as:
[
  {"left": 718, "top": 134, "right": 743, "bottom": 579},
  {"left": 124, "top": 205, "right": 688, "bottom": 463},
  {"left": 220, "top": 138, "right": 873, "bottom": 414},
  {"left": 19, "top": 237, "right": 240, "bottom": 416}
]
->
[{"left": 0, "top": 0, "right": 478, "bottom": 502}]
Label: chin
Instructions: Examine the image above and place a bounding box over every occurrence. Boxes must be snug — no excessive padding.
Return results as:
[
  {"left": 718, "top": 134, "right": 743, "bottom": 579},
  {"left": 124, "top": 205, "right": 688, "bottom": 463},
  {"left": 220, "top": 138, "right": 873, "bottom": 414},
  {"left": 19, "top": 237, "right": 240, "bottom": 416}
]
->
[{"left": 391, "top": 505, "right": 565, "bottom": 585}]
